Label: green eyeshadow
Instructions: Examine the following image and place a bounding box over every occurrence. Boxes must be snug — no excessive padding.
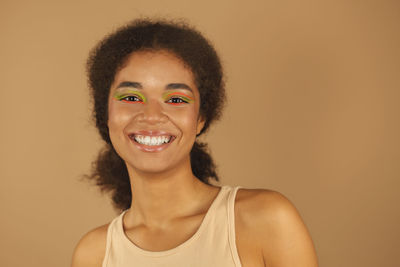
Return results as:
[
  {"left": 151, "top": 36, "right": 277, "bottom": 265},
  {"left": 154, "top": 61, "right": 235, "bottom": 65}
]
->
[
  {"left": 162, "top": 91, "right": 194, "bottom": 103},
  {"left": 113, "top": 90, "right": 147, "bottom": 103}
]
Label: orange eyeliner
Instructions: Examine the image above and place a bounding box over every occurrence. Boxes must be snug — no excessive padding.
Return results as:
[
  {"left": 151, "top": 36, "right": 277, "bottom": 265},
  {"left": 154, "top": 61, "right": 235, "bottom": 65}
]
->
[
  {"left": 113, "top": 90, "right": 147, "bottom": 104},
  {"left": 163, "top": 91, "right": 194, "bottom": 102}
]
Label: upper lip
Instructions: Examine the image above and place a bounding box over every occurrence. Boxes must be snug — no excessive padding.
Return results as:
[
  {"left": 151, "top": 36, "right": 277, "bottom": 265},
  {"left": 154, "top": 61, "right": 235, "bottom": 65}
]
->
[{"left": 128, "top": 130, "right": 176, "bottom": 137}]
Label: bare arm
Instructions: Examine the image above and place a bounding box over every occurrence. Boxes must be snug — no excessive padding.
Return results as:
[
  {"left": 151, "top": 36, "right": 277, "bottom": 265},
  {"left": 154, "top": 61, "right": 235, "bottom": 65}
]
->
[
  {"left": 258, "top": 191, "right": 318, "bottom": 267},
  {"left": 236, "top": 189, "right": 318, "bottom": 267}
]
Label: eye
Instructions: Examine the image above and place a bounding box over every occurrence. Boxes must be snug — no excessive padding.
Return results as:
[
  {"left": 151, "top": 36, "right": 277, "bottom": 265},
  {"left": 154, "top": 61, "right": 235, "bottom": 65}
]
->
[
  {"left": 166, "top": 97, "right": 189, "bottom": 105},
  {"left": 119, "top": 95, "right": 143, "bottom": 103}
]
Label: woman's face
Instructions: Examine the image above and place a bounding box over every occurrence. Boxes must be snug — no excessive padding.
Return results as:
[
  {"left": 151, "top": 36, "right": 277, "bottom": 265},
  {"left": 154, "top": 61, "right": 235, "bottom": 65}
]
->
[{"left": 107, "top": 50, "right": 205, "bottom": 174}]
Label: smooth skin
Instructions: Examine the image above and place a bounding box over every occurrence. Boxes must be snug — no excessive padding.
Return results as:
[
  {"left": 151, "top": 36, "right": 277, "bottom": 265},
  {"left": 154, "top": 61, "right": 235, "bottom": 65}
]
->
[{"left": 71, "top": 51, "right": 318, "bottom": 267}]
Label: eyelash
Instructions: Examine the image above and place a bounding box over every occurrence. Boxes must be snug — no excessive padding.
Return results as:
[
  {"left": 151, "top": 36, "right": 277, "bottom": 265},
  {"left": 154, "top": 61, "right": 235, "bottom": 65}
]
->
[
  {"left": 119, "top": 95, "right": 143, "bottom": 103},
  {"left": 166, "top": 97, "right": 189, "bottom": 104}
]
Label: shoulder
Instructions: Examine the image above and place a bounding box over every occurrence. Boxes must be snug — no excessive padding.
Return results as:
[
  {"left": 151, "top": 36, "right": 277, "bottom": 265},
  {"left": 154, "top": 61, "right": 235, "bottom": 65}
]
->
[
  {"left": 235, "top": 188, "right": 298, "bottom": 226},
  {"left": 234, "top": 188, "right": 298, "bottom": 238},
  {"left": 235, "top": 188, "right": 290, "bottom": 214},
  {"left": 235, "top": 188, "right": 318, "bottom": 267},
  {"left": 71, "top": 223, "right": 109, "bottom": 267}
]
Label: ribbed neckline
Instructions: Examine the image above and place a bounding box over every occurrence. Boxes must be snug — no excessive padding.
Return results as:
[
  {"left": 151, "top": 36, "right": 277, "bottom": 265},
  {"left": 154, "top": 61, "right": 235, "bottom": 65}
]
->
[{"left": 117, "top": 185, "right": 229, "bottom": 257}]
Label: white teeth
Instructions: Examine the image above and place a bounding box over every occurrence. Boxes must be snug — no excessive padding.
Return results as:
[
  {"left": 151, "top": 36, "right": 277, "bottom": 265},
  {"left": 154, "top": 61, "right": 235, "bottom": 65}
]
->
[
  {"left": 133, "top": 135, "right": 171, "bottom": 146},
  {"left": 151, "top": 138, "right": 156, "bottom": 145},
  {"left": 144, "top": 136, "right": 150, "bottom": 144}
]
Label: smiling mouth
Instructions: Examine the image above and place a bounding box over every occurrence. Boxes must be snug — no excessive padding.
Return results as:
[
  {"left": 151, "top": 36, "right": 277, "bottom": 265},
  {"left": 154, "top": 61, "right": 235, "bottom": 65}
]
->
[{"left": 128, "top": 134, "right": 176, "bottom": 146}]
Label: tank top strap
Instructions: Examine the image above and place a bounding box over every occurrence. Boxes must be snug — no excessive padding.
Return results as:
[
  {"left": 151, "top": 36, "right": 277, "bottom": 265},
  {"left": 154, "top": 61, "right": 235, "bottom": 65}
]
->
[
  {"left": 202, "top": 185, "right": 242, "bottom": 266},
  {"left": 227, "top": 186, "right": 242, "bottom": 267},
  {"left": 102, "top": 210, "right": 127, "bottom": 267}
]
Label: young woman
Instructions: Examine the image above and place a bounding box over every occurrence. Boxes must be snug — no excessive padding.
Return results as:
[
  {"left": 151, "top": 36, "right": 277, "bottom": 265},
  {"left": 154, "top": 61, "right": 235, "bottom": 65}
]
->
[{"left": 71, "top": 19, "right": 318, "bottom": 267}]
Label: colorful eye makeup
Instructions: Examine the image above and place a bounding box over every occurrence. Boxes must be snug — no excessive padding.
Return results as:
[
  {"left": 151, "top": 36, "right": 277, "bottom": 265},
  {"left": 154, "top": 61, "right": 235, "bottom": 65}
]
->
[
  {"left": 113, "top": 89, "right": 194, "bottom": 105},
  {"left": 113, "top": 90, "right": 146, "bottom": 104},
  {"left": 163, "top": 91, "right": 194, "bottom": 105}
]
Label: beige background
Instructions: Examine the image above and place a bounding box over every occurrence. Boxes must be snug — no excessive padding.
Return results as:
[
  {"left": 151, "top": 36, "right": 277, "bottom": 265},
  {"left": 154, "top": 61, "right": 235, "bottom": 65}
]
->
[{"left": 1, "top": 0, "right": 399, "bottom": 266}]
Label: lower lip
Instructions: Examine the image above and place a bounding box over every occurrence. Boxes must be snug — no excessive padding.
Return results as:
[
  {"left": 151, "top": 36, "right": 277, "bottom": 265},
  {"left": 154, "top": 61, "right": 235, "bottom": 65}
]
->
[{"left": 130, "top": 137, "right": 174, "bottom": 152}]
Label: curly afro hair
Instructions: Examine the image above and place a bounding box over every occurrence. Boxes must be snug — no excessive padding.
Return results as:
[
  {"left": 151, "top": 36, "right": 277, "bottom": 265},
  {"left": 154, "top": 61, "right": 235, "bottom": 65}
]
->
[{"left": 85, "top": 18, "right": 226, "bottom": 211}]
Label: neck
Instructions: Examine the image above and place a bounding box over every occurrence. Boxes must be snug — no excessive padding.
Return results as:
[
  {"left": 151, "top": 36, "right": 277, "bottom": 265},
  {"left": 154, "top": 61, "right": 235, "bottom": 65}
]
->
[{"left": 125, "top": 159, "right": 215, "bottom": 228}]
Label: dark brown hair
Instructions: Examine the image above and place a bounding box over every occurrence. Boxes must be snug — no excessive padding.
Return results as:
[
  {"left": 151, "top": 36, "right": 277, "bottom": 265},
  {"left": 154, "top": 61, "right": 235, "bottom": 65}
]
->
[{"left": 86, "top": 18, "right": 226, "bottom": 211}]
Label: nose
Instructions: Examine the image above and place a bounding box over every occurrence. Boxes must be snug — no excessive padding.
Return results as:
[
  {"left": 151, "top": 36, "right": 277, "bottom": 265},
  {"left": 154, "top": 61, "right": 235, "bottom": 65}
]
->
[{"left": 136, "top": 100, "right": 168, "bottom": 125}]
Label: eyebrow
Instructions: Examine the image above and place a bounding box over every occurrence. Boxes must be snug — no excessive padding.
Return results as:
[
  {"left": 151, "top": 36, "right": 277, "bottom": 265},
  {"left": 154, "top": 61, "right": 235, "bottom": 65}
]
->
[
  {"left": 116, "top": 81, "right": 142, "bottom": 89},
  {"left": 116, "top": 81, "right": 193, "bottom": 93},
  {"left": 165, "top": 83, "right": 193, "bottom": 93}
]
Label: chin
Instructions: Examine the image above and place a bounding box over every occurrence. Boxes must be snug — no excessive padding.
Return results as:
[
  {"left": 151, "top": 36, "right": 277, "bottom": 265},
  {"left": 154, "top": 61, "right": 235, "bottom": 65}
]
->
[{"left": 125, "top": 158, "right": 178, "bottom": 176}]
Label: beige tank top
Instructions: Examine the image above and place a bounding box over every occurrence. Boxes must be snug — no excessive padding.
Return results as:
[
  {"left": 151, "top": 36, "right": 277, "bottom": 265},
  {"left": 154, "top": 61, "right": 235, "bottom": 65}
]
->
[{"left": 102, "top": 185, "right": 242, "bottom": 267}]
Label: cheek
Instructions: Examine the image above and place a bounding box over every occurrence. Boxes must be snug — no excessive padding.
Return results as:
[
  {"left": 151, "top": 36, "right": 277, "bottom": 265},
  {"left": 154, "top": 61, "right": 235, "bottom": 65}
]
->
[
  {"left": 172, "top": 107, "right": 200, "bottom": 132},
  {"left": 107, "top": 101, "right": 137, "bottom": 132}
]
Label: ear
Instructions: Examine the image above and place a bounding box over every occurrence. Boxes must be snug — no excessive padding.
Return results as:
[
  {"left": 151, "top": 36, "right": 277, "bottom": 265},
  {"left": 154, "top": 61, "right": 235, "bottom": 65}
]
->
[{"left": 196, "top": 115, "right": 206, "bottom": 135}]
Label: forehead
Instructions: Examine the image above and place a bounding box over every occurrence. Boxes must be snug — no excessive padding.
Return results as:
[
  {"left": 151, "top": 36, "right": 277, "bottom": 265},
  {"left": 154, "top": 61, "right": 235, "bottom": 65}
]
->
[{"left": 113, "top": 50, "right": 196, "bottom": 88}]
